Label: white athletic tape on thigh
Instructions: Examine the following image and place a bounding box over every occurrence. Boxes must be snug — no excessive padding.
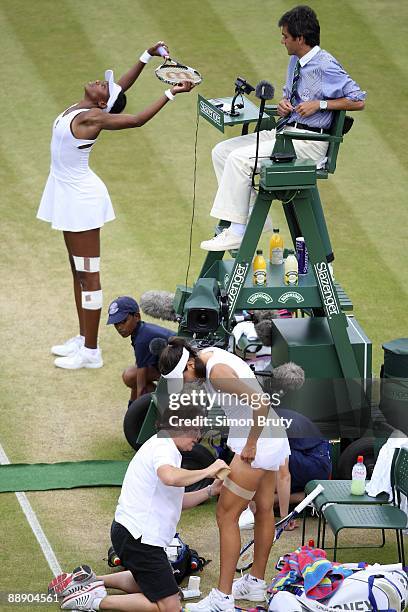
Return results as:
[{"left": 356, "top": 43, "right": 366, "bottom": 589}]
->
[
  {"left": 73, "top": 256, "right": 100, "bottom": 273},
  {"left": 82, "top": 290, "right": 103, "bottom": 310},
  {"left": 224, "top": 476, "right": 255, "bottom": 501}
]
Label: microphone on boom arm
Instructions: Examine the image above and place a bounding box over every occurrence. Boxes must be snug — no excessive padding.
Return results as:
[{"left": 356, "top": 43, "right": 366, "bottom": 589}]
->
[{"left": 252, "top": 79, "right": 275, "bottom": 187}]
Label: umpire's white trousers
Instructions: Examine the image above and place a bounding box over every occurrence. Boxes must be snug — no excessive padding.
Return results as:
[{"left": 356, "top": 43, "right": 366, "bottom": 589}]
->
[{"left": 210, "top": 127, "right": 329, "bottom": 224}]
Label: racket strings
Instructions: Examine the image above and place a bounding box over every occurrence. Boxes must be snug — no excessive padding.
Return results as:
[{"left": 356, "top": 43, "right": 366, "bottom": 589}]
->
[{"left": 184, "top": 107, "right": 200, "bottom": 291}]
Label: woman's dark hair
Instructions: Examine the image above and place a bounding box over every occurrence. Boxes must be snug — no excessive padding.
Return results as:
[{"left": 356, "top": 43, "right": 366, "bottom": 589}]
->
[
  {"left": 110, "top": 91, "right": 127, "bottom": 114},
  {"left": 278, "top": 5, "right": 320, "bottom": 47},
  {"left": 159, "top": 336, "right": 207, "bottom": 380}
]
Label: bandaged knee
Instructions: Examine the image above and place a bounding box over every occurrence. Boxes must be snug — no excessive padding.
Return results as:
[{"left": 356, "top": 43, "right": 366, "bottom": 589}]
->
[
  {"left": 73, "top": 256, "right": 100, "bottom": 273},
  {"left": 224, "top": 476, "right": 255, "bottom": 500},
  {"left": 82, "top": 289, "right": 103, "bottom": 310}
]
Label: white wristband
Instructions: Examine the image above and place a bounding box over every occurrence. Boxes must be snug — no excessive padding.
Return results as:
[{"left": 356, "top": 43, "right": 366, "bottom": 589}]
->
[
  {"left": 164, "top": 89, "right": 175, "bottom": 101},
  {"left": 207, "top": 484, "right": 212, "bottom": 498},
  {"left": 139, "top": 50, "right": 152, "bottom": 64}
]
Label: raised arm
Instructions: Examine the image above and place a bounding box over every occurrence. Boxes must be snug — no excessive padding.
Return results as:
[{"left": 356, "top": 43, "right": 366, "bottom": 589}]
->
[
  {"left": 118, "top": 41, "right": 169, "bottom": 92},
  {"left": 73, "top": 80, "right": 194, "bottom": 139}
]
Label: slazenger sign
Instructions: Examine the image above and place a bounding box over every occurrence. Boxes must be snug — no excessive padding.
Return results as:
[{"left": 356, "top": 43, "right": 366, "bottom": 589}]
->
[
  {"left": 247, "top": 292, "right": 273, "bottom": 305},
  {"left": 314, "top": 261, "right": 340, "bottom": 319},
  {"left": 228, "top": 262, "right": 249, "bottom": 313},
  {"left": 278, "top": 291, "right": 304, "bottom": 304},
  {"left": 199, "top": 100, "right": 222, "bottom": 127}
]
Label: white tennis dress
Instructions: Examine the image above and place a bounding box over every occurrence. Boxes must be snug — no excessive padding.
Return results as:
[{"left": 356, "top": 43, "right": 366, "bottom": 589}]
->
[
  {"left": 37, "top": 107, "right": 115, "bottom": 231},
  {"left": 201, "top": 347, "right": 290, "bottom": 470}
]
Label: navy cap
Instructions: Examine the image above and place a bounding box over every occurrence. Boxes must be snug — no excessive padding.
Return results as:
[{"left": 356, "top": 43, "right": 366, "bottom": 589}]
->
[{"left": 107, "top": 296, "right": 139, "bottom": 325}]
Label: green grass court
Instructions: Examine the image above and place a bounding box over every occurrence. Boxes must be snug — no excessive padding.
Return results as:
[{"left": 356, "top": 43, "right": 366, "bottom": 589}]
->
[{"left": 0, "top": 0, "right": 407, "bottom": 609}]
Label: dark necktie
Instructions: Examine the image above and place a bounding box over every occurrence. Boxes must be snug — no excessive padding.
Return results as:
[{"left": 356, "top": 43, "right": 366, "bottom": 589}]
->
[{"left": 276, "top": 60, "right": 301, "bottom": 132}]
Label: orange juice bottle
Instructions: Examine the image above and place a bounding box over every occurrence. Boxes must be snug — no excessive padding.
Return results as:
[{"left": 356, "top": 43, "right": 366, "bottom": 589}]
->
[
  {"left": 253, "top": 250, "right": 267, "bottom": 285},
  {"left": 269, "top": 228, "right": 284, "bottom": 265}
]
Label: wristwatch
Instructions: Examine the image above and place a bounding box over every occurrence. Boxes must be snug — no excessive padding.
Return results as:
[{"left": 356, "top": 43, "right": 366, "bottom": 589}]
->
[{"left": 320, "top": 100, "right": 328, "bottom": 111}]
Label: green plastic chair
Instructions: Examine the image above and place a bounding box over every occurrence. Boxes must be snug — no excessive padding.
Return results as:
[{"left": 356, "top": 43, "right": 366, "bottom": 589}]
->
[
  {"left": 302, "top": 479, "right": 389, "bottom": 548},
  {"left": 321, "top": 448, "right": 408, "bottom": 562}
]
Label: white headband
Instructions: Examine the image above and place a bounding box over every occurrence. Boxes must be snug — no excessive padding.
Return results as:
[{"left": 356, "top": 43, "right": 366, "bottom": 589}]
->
[
  {"left": 104, "top": 69, "right": 122, "bottom": 113},
  {"left": 162, "top": 347, "right": 190, "bottom": 393}
]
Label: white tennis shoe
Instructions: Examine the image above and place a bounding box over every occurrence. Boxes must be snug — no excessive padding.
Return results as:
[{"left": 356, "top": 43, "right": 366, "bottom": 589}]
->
[
  {"left": 232, "top": 573, "right": 267, "bottom": 602},
  {"left": 185, "top": 588, "right": 235, "bottom": 611},
  {"left": 54, "top": 347, "right": 103, "bottom": 370},
  {"left": 238, "top": 506, "right": 255, "bottom": 530},
  {"left": 61, "top": 581, "right": 107, "bottom": 610},
  {"left": 51, "top": 335, "right": 84, "bottom": 357},
  {"left": 200, "top": 228, "right": 242, "bottom": 251},
  {"left": 48, "top": 565, "right": 96, "bottom": 598}
]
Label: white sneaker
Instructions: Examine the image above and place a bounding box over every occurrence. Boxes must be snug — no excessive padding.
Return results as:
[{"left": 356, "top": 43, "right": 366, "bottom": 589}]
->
[
  {"left": 48, "top": 565, "right": 96, "bottom": 598},
  {"left": 232, "top": 574, "right": 266, "bottom": 602},
  {"left": 238, "top": 506, "right": 255, "bottom": 530},
  {"left": 185, "top": 588, "right": 235, "bottom": 611},
  {"left": 51, "top": 335, "right": 84, "bottom": 357},
  {"left": 200, "top": 228, "right": 243, "bottom": 251},
  {"left": 61, "top": 581, "right": 106, "bottom": 610},
  {"left": 54, "top": 347, "right": 103, "bottom": 370}
]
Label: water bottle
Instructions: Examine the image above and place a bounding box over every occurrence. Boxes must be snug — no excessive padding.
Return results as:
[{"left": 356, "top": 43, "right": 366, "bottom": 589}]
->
[
  {"left": 284, "top": 250, "right": 298, "bottom": 286},
  {"left": 269, "top": 228, "right": 284, "bottom": 265},
  {"left": 350, "top": 455, "right": 367, "bottom": 495}
]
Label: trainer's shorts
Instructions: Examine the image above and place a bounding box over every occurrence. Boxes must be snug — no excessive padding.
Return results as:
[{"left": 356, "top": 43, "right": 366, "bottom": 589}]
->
[{"left": 110, "top": 521, "right": 179, "bottom": 602}]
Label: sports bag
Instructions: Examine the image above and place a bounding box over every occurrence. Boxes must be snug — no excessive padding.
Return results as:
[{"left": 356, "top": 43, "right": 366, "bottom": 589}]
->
[
  {"left": 165, "top": 533, "right": 209, "bottom": 584},
  {"left": 268, "top": 565, "right": 408, "bottom": 612}
]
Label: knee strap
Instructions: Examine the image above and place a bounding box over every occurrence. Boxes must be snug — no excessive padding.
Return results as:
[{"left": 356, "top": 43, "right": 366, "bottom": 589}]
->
[
  {"left": 82, "top": 289, "right": 103, "bottom": 310},
  {"left": 73, "top": 256, "right": 100, "bottom": 273},
  {"left": 224, "top": 476, "right": 255, "bottom": 501}
]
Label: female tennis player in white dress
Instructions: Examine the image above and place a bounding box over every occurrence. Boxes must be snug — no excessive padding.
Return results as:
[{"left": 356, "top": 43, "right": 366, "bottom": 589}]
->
[
  {"left": 37, "top": 42, "right": 194, "bottom": 370},
  {"left": 159, "top": 337, "right": 290, "bottom": 611}
]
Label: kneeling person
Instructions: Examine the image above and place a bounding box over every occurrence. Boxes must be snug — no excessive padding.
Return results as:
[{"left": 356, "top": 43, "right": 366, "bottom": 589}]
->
[
  {"left": 52, "top": 404, "right": 228, "bottom": 611},
  {"left": 107, "top": 296, "right": 173, "bottom": 403}
]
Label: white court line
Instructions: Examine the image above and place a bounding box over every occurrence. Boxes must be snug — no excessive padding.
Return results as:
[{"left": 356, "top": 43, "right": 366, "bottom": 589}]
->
[{"left": 0, "top": 443, "right": 62, "bottom": 577}]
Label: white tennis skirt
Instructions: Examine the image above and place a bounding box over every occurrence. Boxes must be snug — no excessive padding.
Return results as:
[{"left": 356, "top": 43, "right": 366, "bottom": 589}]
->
[
  {"left": 228, "top": 435, "right": 291, "bottom": 471},
  {"left": 37, "top": 170, "right": 115, "bottom": 232}
]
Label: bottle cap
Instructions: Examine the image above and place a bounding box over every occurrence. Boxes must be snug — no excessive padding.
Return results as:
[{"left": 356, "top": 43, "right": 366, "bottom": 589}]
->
[
  {"left": 256, "top": 249, "right": 263, "bottom": 255},
  {"left": 296, "top": 236, "right": 305, "bottom": 242},
  {"left": 357, "top": 455, "right": 364, "bottom": 462},
  {"left": 308, "top": 539, "right": 315, "bottom": 547}
]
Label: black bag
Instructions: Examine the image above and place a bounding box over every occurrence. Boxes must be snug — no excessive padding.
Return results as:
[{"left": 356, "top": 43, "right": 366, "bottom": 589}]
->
[
  {"left": 166, "top": 533, "right": 209, "bottom": 584},
  {"left": 107, "top": 533, "right": 210, "bottom": 585}
]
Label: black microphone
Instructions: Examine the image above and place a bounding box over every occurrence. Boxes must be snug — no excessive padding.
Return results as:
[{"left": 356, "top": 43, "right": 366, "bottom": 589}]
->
[{"left": 255, "top": 80, "right": 275, "bottom": 114}]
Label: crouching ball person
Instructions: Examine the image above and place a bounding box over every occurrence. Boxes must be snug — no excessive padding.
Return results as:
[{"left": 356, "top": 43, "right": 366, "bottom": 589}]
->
[
  {"left": 37, "top": 42, "right": 194, "bottom": 370},
  {"left": 48, "top": 404, "right": 228, "bottom": 611},
  {"left": 159, "top": 337, "right": 291, "bottom": 611}
]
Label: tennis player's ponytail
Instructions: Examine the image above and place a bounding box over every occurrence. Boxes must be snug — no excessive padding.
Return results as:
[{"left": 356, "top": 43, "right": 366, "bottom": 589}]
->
[{"left": 159, "top": 336, "right": 206, "bottom": 379}]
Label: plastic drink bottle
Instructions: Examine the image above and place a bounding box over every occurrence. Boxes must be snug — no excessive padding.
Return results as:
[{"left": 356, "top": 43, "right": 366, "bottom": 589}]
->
[
  {"left": 350, "top": 455, "right": 367, "bottom": 495},
  {"left": 269, "top": 228, "right": 284, "bottom": 265},
  {"left": 296, "top": 237, "right": 309, "bottom": 274},
  {"left": 284, "top": 250, "right": 298, "bottom": 286},
  {"left": 253, "top": 250, "right": 267, "bottom": 285}
]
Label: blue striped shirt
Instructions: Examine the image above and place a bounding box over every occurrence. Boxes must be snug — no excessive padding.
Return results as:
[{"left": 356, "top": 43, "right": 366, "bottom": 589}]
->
[{"left": 283, "top": 46, "right": 367, "bottom": 129}]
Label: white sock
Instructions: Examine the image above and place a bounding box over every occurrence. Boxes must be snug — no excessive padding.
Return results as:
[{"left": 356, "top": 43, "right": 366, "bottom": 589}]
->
[
  {"left": 215, "top": 588, "right": 233, "bottom": 599},
  {"left": 92, "top": 597, "right": 103, "bottom": 610},
  {"left": 248, "top": 573, "right": 265, "bottom": 584},
  {"left": 83, "top": 346, "right": 99, "bottom": 356},
  {"left": 229, "top": 222, "right": 246, "bottom": 237},
  {"left": 78, "top": 335, "right": 85, "bottom": 342}
]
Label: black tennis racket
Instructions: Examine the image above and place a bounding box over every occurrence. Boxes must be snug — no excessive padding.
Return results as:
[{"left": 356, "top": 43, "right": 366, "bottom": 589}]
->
[
  {"left": 236, "top": 484, "right": 324, "bottom": 572},
  {"left": 155, "top": 57, "right": 202, "bottom": 85}
]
